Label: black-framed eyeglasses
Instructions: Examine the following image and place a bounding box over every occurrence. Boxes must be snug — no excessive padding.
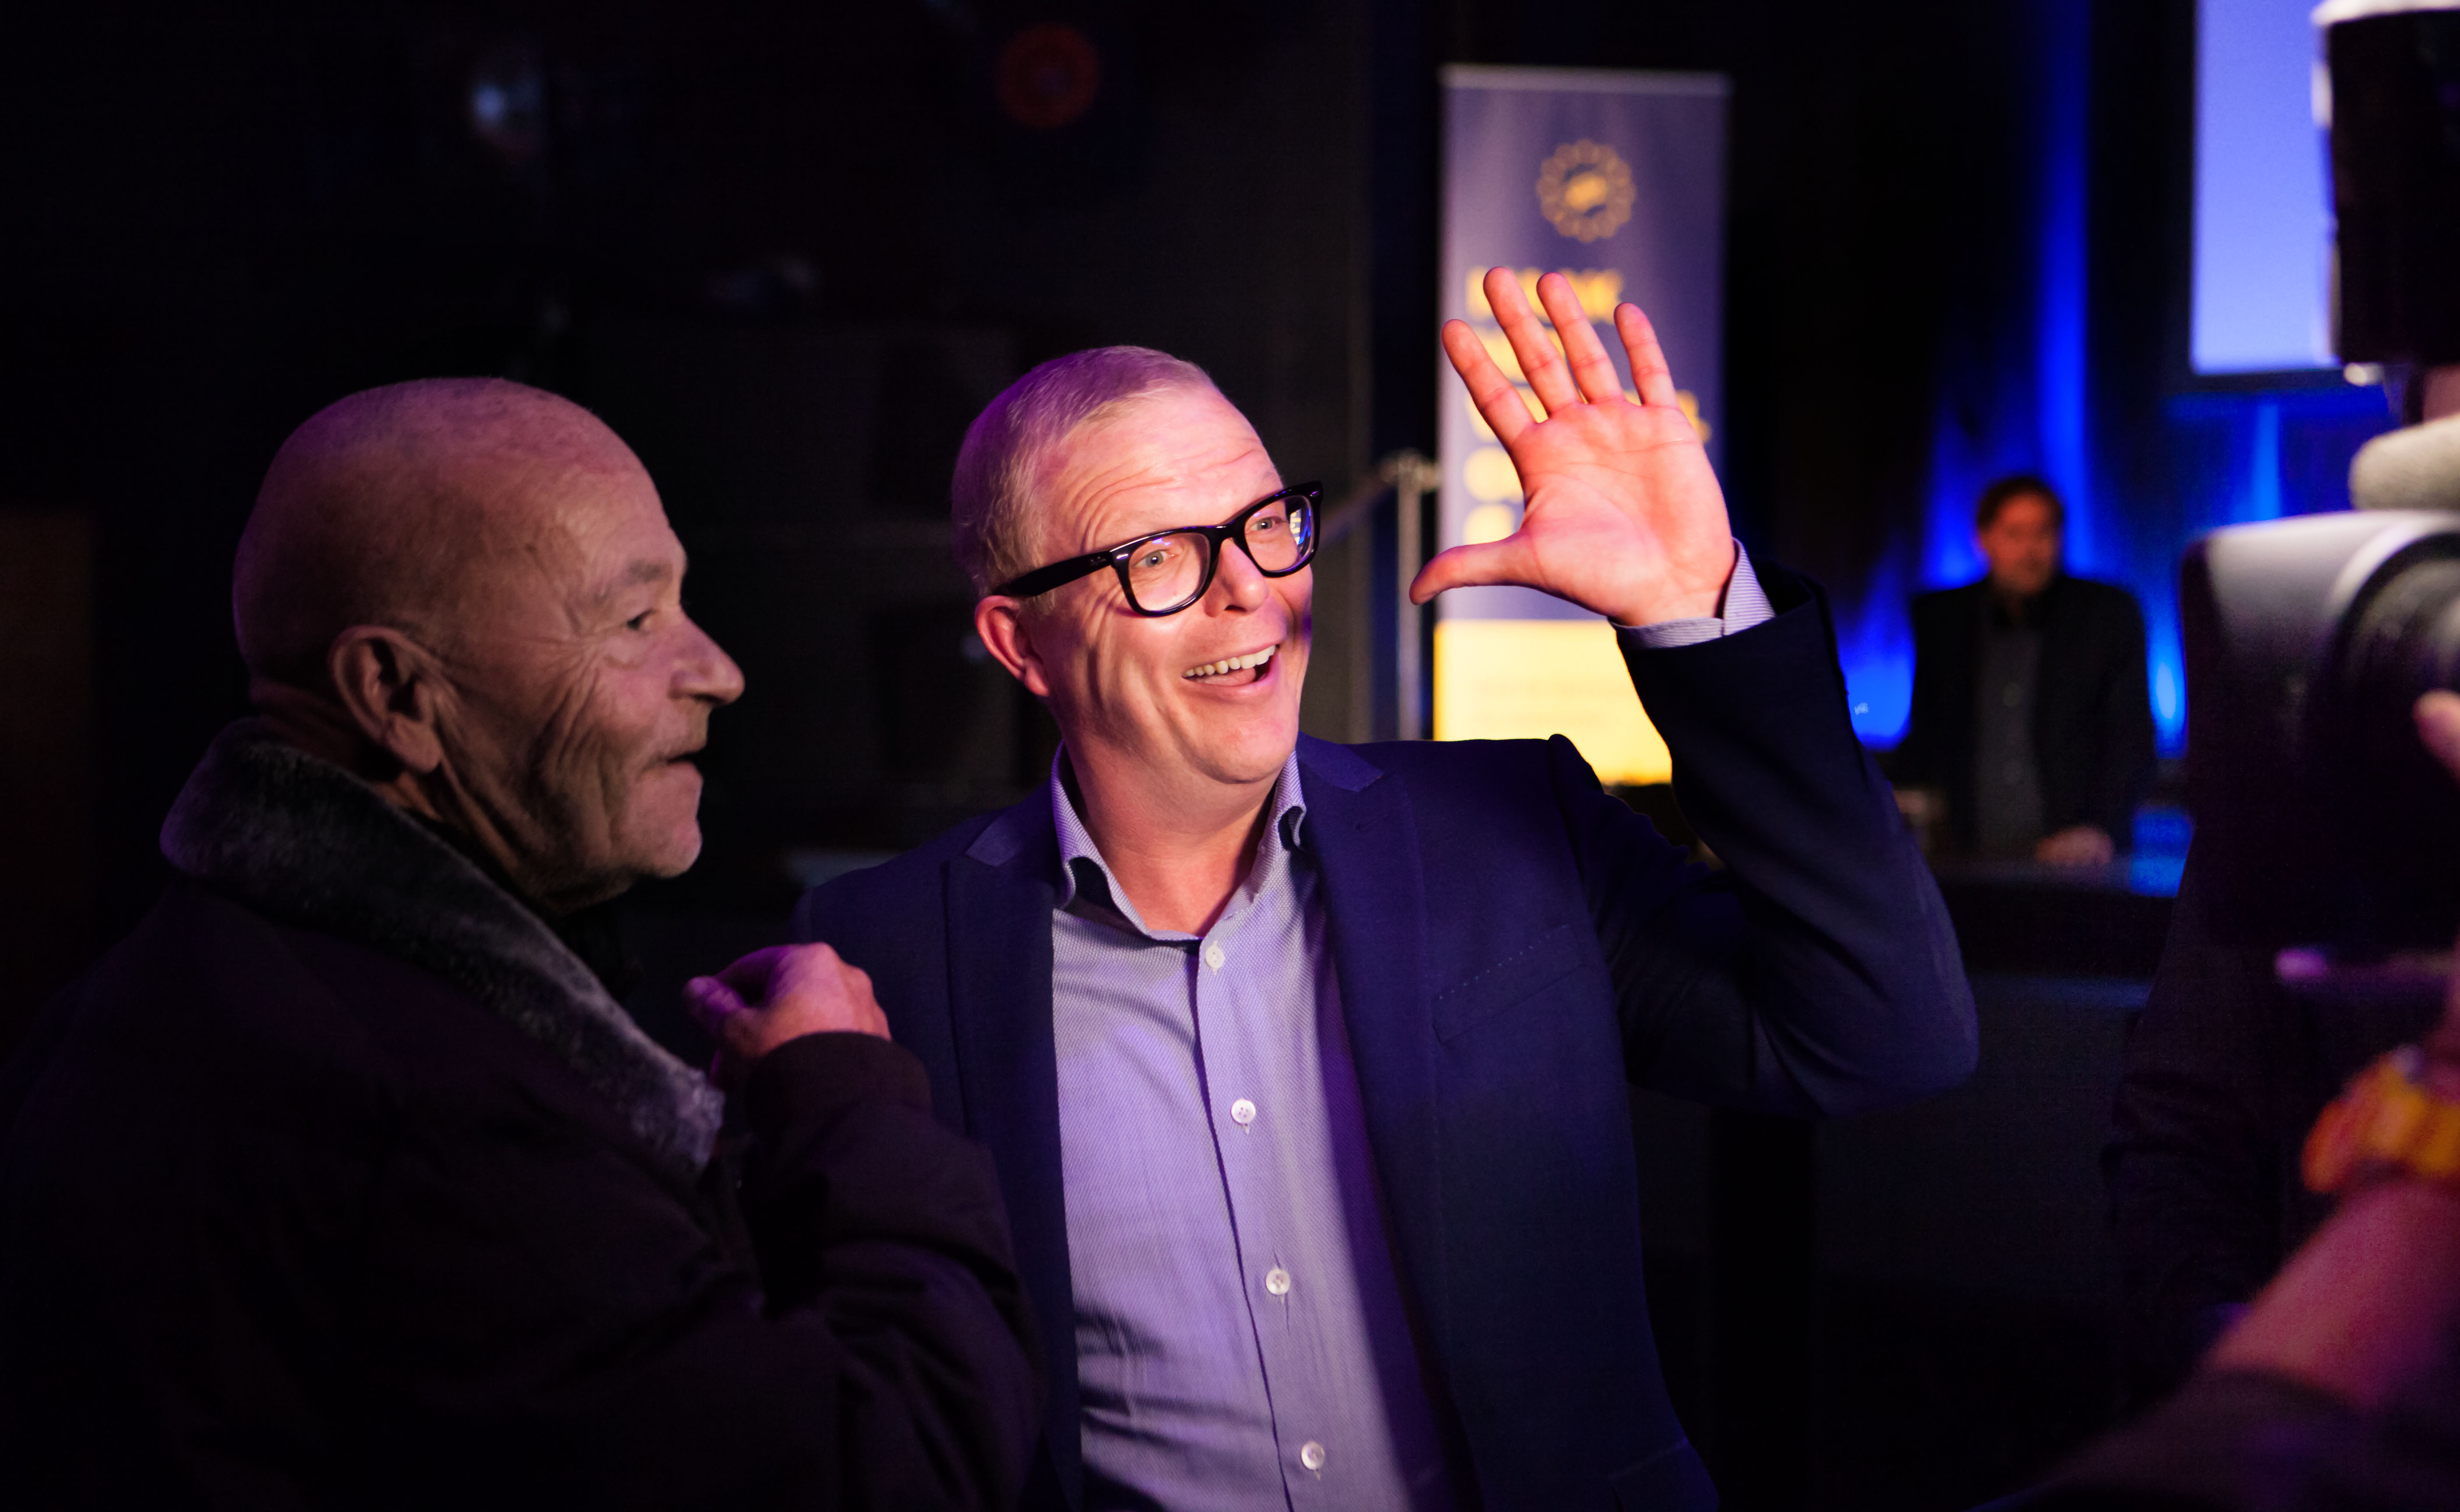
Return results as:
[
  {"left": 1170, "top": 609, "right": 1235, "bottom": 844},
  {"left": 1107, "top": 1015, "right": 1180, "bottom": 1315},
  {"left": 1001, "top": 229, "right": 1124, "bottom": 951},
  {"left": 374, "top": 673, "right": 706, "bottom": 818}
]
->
[{"left": 992, "top": 482, "right": 1321, "bottom": 617}]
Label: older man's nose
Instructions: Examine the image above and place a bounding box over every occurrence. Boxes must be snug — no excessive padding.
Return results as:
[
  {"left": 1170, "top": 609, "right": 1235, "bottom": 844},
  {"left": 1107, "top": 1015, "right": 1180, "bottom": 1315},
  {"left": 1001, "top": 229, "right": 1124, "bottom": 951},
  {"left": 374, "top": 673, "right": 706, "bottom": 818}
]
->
[{"left": 678, "top": 618, "right": 746, "bottom": 705}]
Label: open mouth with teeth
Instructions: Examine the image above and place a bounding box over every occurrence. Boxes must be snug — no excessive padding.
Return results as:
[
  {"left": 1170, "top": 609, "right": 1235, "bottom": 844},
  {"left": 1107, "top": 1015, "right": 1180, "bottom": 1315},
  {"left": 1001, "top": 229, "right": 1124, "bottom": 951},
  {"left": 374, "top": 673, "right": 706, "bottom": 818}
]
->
[{"left": 1183, "top": 643, "right": 1278, "bottom": 685}]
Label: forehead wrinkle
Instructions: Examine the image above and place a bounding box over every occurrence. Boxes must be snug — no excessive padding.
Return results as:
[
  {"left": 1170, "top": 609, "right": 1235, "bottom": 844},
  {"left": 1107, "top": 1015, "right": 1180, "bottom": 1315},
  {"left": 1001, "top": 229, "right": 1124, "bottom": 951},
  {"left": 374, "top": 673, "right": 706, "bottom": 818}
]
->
[
  {"left": 612, "top": 558, "right": 676, "bottom": 591},
  {"left": 1050, "top": 422, "right": 1276, "bottom": 553}
]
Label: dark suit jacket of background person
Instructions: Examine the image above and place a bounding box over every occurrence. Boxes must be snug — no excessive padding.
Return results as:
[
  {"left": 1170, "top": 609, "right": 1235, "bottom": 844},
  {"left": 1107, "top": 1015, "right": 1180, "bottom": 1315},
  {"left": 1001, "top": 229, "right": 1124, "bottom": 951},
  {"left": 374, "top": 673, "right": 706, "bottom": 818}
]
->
[
  {"left": 0, "top": 725, "right": 1043, "bottom": 1510},
  {"left": 795, "top": 564, "right": 1979, "bottom": 1512},
  {"left": 1891, "top": 573, "right": 2156, "bottom": 851},
  {"left": 2102, "top": 845, "right": 2444, "bottom": 1402}
]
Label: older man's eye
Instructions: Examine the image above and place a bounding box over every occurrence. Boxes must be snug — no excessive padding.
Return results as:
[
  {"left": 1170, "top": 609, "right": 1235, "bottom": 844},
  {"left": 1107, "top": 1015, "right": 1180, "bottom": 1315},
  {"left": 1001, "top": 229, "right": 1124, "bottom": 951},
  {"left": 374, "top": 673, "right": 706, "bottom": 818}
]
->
[{"left": 625, "top": 610, "right": 654, "bottom": 632}]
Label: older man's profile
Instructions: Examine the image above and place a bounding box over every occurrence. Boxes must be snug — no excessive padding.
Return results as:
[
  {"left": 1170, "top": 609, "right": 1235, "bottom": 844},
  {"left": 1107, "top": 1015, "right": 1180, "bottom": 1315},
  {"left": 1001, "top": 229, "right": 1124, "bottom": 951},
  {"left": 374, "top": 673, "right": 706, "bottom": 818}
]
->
[{"left": 0, "top": 379, "right": 1041, "bottom": 1508}]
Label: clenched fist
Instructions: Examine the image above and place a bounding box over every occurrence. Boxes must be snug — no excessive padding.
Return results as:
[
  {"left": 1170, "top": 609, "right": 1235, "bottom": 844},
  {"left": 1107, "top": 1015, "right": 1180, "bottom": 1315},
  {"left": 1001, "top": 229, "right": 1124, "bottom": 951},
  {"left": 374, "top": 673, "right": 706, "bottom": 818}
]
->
[{"left": 684, "top": 942, "right": 889, "bottom": 1090}]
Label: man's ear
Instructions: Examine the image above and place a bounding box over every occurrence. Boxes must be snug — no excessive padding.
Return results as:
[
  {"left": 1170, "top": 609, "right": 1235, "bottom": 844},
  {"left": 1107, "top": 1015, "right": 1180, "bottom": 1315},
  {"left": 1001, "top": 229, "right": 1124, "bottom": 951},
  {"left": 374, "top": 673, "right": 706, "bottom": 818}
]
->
[
  {"left": 974, "top": 596, "right": 1056, "bottom": 699},
  {"left": 327, "top": 627, "right": 448, "bottom": 774}
]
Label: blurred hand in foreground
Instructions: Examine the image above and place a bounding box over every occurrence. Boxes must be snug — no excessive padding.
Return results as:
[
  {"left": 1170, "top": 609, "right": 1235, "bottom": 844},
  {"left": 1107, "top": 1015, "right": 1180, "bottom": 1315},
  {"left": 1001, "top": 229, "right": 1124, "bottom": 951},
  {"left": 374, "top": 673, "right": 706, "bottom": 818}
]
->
[
  {"left": 1414, "top": 267, "right": 1735, "bottom": 626},
  {"left": 2195, "top": 689, "right": 2460, "bottom": 1410},
  {"left": 686, "top": 942, "right": 889, "bottom": 1090},
  {"left": 2417, "top": 690, "right": 2460, "bottom": 1067}
]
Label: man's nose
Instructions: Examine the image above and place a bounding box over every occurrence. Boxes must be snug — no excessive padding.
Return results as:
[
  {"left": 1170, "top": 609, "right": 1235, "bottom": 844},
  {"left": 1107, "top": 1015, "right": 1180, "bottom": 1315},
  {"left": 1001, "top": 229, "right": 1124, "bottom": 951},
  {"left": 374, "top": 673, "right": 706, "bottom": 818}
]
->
[
  {"left": 1211, "top": 540, "right": 1272, "bottom": 610},
  {"left": 677, "top": 618, "right": 746, "bottom": 705}
]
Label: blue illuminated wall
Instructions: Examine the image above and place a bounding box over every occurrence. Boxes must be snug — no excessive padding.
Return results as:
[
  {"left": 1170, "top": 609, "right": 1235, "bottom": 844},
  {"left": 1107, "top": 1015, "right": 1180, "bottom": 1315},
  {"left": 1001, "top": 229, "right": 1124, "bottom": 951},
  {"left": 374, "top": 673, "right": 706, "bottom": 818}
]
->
[{"left": 1830, "top": 0, "right": 2397, "bottom": 757}]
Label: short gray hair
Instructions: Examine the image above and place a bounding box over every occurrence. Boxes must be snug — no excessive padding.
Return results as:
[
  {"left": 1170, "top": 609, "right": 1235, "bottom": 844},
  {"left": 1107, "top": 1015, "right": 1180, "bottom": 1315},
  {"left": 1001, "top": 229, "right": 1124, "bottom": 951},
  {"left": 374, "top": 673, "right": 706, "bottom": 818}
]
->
[{"left": 951, "top": 345, "right": 1217, "bottom": 595}]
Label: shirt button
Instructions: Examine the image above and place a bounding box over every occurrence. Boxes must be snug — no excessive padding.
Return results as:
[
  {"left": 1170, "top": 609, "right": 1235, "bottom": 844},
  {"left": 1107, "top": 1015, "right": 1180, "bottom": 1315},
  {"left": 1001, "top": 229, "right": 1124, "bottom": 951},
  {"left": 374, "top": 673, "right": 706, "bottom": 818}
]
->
[
  {"left": 1300, "top": 1441, "right": 1327, "bottom": 1472},
  {"left": 1203, "top": 941, "right": 1226, "bottom": 971},
  {"left": 2002, "top": 685, "right": 2022, "bottom": 707},
  {"left": 1265, "top": 1266, "right": 1291, "bottom": 1296},
  {"left": 1231, "top": 1097, "right": 1257, "bottom": 1127}
]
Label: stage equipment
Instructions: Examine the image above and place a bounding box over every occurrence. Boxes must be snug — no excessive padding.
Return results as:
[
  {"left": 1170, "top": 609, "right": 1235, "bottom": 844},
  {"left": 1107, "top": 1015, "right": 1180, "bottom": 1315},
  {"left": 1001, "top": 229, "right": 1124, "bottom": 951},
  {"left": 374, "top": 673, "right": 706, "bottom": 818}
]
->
[
  {"left": 2182, "top": 508, "right": 2460, "bottom": 950},
  {"left": 2321, "top": 0, "right": 2460, "bottom": 368}
]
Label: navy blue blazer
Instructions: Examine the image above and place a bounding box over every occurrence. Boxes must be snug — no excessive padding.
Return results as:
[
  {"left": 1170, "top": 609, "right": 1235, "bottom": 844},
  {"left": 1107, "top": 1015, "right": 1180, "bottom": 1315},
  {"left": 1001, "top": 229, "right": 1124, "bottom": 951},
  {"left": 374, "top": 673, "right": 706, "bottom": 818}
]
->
[{"left": 795, "top": 566, "right": 1976, "bottom": 1512}]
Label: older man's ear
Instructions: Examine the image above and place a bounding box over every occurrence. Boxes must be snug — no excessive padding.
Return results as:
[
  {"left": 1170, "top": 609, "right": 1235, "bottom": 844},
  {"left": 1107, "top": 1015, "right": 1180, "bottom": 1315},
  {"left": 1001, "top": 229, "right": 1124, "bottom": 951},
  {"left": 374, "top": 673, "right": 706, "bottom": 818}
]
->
[{"left": 327, "top": 626, "right": 450, "bottom": 776}]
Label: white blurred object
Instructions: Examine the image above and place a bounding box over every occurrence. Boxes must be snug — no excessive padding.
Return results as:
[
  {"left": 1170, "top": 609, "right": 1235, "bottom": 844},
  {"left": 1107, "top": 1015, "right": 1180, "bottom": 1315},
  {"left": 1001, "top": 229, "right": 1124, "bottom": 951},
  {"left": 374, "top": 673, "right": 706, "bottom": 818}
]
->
[
  {"left": 2310, "top": 0, "right": 2460, "bottom": 25},
  {"left": 2350, "top": 413, "right": 2460, "bottom": 511}
]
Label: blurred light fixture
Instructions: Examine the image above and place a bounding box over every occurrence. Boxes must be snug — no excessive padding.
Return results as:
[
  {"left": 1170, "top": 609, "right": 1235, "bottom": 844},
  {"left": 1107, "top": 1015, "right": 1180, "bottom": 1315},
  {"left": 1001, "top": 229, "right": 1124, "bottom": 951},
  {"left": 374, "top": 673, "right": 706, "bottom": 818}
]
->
[{"left": 469, "top": 46, "right": 545, "bottom": 164}]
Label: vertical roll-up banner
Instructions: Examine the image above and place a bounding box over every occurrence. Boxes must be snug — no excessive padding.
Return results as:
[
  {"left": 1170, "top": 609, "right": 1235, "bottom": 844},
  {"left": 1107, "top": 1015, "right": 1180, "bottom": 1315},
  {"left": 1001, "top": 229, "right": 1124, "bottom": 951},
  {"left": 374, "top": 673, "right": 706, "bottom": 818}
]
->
[{"left": 1436, "top": 67, "right": 1728, "bottom": 785}]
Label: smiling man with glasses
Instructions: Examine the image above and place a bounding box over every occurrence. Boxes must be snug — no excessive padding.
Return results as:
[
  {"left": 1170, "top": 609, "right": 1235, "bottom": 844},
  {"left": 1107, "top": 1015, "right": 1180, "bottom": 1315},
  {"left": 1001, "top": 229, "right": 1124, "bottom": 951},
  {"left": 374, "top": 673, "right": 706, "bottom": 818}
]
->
[{"left": 795, "top": 272, "right": 1978, "bottom": 1512}]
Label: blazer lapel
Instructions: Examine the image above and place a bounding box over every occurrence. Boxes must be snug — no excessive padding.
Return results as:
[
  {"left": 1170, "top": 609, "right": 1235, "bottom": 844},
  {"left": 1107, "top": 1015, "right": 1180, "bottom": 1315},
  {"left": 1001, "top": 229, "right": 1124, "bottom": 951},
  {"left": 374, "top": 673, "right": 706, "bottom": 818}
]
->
[
  {"left": 943, "top": 798, "right": 1083, "bottom": 1507},
  {"left": 1295, "top": 738, "right": 1450, "bottom": 1348}
]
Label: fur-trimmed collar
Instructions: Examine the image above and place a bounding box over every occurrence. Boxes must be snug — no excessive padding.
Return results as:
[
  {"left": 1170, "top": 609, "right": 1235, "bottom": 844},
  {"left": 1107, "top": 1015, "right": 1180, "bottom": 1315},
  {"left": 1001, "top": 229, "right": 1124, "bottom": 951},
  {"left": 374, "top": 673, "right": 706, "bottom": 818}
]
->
[{"left": 160, "top": 721, "right": 722, "bottom": 1179}]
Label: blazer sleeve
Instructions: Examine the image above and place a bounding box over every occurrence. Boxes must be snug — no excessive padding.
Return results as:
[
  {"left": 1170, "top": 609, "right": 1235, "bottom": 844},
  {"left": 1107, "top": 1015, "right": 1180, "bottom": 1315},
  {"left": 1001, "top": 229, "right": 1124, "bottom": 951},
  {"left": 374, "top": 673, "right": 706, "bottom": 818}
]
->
[{"left": 1576, "top": 561, "right": 1977, "bottom": 1116}]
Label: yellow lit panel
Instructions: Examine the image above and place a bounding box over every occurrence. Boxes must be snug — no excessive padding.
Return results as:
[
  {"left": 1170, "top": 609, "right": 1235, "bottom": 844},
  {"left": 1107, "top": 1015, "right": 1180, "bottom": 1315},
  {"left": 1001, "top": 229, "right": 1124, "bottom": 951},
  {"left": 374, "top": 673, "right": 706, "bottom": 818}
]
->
[{"left": 1432, "top": 618, "right": 1670, "bottom": 786}]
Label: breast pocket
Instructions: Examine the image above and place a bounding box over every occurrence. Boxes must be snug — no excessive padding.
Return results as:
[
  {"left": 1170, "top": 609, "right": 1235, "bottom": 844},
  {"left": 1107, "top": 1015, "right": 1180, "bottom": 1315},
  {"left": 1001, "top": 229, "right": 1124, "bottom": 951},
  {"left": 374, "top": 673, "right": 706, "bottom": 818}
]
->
[{"left": 1430, "top": 922, "right": 1591, "bottom": 1043}]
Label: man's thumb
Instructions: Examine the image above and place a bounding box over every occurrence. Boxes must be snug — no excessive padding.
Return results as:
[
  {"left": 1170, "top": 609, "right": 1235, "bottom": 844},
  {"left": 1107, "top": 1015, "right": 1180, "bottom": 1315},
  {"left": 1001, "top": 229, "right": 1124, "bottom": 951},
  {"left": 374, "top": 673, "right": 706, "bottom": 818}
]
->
[
  {"left": 683, "top": 975, "right": 746, "bottom": 1032},
  {"left": 1410, "top": 539, "right": 1533, "bottom": 605}
]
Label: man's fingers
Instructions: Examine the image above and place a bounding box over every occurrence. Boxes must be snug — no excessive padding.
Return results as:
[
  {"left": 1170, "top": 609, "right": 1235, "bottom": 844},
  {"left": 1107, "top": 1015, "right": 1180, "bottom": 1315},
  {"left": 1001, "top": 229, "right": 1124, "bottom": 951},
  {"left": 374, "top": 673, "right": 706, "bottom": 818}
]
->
[
  {"left": 1410, "top": 537, "right": 1539, "bottom": 605},
  {"left": 711, "top": 943, "right": 792, "bottom": 1001},
  {"left": 1536, "top": 272, "right": 1624, "bottom": 406},
  {"left": 1615, "top": 303, "right": 1681, "bottom": 410},
  {"left": 2417, "top": 691, "right": 2460, "bottom": 784},
  {"left": 1485, "top": 267, "right": 1581, "bottom": 414},
  {"left": 766, "top": 941, "right": 848, "bottom": 998},
  {"left": 682, "top": 975, "right": 747, "bottom": 1034},
  {"left": 1441, "top": 319, "right": 1534, "bottom": 447}
]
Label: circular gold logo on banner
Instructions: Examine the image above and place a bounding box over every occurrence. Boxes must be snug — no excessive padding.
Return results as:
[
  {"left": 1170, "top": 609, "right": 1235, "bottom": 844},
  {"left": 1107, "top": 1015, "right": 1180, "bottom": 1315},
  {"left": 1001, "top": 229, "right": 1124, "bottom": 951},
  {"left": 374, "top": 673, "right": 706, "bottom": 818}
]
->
[{"left": 1536, "top": 140, "right": 1635, "bottom": 243}]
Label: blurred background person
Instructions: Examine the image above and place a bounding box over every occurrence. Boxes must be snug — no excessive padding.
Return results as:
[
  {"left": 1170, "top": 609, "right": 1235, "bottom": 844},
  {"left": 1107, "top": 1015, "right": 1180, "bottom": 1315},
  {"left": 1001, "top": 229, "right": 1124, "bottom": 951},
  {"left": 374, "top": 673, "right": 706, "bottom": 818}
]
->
[{"left": 1891, "top": 474, "right": 2156, "bottom": 866}]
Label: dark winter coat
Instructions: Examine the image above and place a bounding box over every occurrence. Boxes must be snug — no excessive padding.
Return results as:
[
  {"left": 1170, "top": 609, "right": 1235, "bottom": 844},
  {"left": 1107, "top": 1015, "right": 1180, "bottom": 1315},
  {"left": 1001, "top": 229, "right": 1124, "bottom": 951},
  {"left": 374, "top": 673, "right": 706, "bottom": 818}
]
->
[{"left": 0, "top": 723, "right": 1043, "bottom": 1510}]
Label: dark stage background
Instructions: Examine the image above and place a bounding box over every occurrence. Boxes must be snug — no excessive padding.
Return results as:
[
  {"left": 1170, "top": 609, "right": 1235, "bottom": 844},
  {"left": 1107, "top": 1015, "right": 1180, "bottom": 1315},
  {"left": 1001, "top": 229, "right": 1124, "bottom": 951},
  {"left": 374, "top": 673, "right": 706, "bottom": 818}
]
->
[{"left": 0, "top": 2, "right": 2384, "bottom": 1507}]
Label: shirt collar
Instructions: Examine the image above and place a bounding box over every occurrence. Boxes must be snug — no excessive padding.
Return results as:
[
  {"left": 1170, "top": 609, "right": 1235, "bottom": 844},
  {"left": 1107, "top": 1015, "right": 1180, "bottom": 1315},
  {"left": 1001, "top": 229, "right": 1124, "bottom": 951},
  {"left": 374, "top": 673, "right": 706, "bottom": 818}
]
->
[{"left": 1048, "top": 745, "right": 1310, "bottom": 936}]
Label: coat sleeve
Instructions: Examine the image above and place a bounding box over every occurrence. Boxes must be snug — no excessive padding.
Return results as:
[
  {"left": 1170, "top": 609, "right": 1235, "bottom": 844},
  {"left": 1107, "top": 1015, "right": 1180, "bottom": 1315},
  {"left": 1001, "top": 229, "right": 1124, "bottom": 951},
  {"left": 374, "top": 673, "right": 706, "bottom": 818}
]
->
[
  {"left": 735, "top": 1033, "right": 1048, "bottom": 1509},
  {"left": 2029, "top": 1370, "right": 2368, "bottom": 1512},
  {"left": 2033, "top": 1358, "right": 2460, "bottom": 1512},
  {"left": 352, "top": 1033, "right": 1044, "bottom": 1512},
  {"left": 1577, "top": 562, "right": 1977, "bottom": 1116}
]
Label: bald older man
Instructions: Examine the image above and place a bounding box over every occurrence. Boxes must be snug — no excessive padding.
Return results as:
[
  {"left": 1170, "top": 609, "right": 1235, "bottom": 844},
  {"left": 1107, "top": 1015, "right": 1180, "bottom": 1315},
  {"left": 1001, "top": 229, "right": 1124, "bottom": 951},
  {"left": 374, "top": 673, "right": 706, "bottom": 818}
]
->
[{"left": 0, "top": 379, "right": 1041, "bottom": 1509}]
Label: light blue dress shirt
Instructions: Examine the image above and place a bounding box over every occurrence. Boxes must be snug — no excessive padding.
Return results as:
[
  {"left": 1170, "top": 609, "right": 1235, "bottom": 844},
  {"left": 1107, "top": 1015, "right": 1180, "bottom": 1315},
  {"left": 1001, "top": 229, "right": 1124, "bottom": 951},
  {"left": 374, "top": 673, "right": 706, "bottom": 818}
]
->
[
  {"left": 1051, "top": 756, "right": 1455, "bottom": 1511},
  {"left": 1619, "top": 540, "right": 1775, "bottom": 648},
  {"left": 1047, "top": 544, "right": 1771, "bottom": 1511}
]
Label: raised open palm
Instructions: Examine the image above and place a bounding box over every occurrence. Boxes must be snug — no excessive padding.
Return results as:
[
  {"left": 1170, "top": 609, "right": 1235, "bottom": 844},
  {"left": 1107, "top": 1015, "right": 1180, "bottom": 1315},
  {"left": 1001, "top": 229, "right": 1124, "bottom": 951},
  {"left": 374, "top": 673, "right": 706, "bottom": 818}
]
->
[{"left": 1412, "top": 267, "right": 1735, "bottom": 626}]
